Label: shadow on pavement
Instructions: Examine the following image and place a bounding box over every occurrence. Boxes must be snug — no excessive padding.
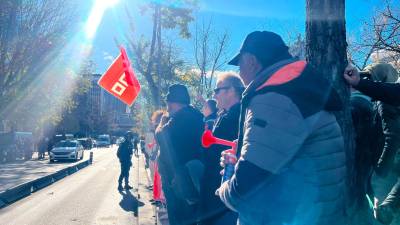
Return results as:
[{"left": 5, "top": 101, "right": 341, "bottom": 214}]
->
[
  {"left": 0, "top": 158, "right": 85, "bottom": 192},
  {"left": 119, "top": 189, "right": 144, "bottom": 216}
]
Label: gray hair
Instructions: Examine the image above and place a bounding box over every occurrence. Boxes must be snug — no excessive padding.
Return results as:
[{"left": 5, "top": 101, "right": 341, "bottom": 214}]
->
[{"left": 216, "top": 72, "right": 244, "bottom": 97}]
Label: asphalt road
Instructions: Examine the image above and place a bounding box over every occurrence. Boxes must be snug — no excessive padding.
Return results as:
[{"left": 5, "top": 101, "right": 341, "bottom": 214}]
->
[{"left": 0, "top": 146, "right": 156, "bottom": 225}]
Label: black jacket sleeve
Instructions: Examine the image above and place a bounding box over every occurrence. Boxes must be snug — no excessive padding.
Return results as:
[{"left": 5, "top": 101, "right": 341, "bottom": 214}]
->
[{"left": 356, "top": 79, "right": 400, "bottom": 106}]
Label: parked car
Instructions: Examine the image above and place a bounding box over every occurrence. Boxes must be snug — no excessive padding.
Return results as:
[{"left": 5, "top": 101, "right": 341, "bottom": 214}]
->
[
  {"left": 49, "top": 140, "right": 84, "bottom": 162},
  {"left": 96, "top": 134, "right": 111, "bottom": 148}
]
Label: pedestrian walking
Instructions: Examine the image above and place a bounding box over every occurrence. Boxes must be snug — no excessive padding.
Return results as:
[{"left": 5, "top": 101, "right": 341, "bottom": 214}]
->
[{"left": 117, "top": 131, "right": 134, "bottom": 191}]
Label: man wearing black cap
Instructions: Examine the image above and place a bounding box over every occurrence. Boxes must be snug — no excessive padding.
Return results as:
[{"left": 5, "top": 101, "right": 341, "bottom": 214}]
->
[
  {"left": 155, "top": 84, "right": 205, "bottom": 225},
  {"left": 217, "top": 31, "right": 346, "bottom": 225}
]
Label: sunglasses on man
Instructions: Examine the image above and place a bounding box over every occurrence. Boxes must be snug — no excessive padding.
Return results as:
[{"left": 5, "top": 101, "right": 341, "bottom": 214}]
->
[{"left": 214, "top": 86, "right": 231, "bottom": 94}]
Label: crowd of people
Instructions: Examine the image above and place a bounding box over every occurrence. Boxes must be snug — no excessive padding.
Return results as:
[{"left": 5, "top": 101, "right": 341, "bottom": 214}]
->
[{"left": 117, "top": 30, "right": 400, "bottom": 225}]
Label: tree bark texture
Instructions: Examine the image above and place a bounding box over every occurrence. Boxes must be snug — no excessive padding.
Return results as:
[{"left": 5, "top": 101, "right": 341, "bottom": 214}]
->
[
  {"left": 306, "top": 0, "right": 356, "bottom": 211},
  {"left": 145, "top": 4, "right": 162, "bottom": 108}
]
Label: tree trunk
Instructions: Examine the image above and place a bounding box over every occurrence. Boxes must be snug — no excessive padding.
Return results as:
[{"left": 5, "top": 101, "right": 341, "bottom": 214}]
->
[
  {"left": 144, "top": 4, "right": 162, "bottom": 108},
  {"left": 156, "top": 8, "right": 162, "bottom": 91},
  {"left": 306, "top": 0, "right": 355, "bottom": 213}
]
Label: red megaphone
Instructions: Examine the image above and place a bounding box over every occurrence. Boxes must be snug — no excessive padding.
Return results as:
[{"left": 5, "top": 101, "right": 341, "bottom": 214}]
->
[
  {"left": 201, "top": 130, "right": 236, "bottom": 148},
  {"left": 147, "top": 140, "right": 156, "bottom": 149}
]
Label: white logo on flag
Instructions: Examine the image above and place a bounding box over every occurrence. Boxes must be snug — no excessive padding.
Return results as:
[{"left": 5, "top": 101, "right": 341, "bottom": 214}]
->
[{"left": 111, "top": 73, "right": 128, "bottom": 96}]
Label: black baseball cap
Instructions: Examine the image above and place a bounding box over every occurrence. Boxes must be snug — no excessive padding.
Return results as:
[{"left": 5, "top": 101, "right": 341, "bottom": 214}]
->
[{"left": 228, "top": 31, "right": 290, "bottom": 66}]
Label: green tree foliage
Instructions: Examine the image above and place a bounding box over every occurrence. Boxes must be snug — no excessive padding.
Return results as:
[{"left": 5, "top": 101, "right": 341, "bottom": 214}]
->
[
  {"left": 0, "top": 1, "right": 77, "bottom": 106},
  {"left": 125, "top": 1, "right": 199, "bottom": 133},
  {"left": 0, "top": 0, "right": 82, "bottom": 133},
  {"left": 127, "top": 0, "right": 197, "bottom": 110}
]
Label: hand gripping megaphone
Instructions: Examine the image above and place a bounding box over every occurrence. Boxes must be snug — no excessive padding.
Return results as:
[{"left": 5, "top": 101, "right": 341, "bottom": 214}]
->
[
  {"left": 201, "top": 130, "right": 237, "bottom": 182},
  {"left": 147, "top": 140, "right": 156, "bottom": 149},
  {"left": 201, "top": 130, "right": 235, "bottom": 148}
]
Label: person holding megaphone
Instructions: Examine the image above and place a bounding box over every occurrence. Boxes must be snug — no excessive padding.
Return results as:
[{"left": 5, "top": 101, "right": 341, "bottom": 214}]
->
[{"left": 199, "top": 72, "right": 243, "bottom": 225}]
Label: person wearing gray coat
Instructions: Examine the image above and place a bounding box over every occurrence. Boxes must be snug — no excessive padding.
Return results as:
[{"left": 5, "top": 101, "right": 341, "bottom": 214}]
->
[{"left": 217, "top": 31, "right": 346, "bottom": 225}]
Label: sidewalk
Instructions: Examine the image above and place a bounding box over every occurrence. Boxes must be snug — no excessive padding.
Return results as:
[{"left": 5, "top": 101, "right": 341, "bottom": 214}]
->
[
  {"left": 0, "top": 152, "right": 91, "bottom": 193},
  {"left": 129, "top": 152, "right": 162, "bottom": 225},
  {"left": 142, "top": 157, "right": 169, "bottom": 225}
]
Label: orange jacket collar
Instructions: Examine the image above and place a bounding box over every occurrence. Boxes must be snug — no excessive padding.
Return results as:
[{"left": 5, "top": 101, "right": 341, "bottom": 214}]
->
[{"left": 256, "top": 60, "right": 307, "bottom": 91}]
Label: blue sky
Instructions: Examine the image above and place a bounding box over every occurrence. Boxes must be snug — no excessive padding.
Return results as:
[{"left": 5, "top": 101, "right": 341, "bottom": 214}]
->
[{"left": 86, "top": 0, "right": 385, "bottom": 73}]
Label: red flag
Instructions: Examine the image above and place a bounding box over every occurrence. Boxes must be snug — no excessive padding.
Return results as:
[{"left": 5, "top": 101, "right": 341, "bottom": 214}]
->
[
  {"left": 120, "top": 46, "right": 135, "bottom": 86},
  {"left": 98, "top": 47, "right": 140, "bottom": 106}
]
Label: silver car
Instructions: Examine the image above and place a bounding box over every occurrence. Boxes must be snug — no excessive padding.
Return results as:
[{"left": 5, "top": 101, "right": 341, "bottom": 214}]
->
[
  {"left": 96, "top": 135, "right": 111, "bottom": 148},
  {"left": 49, "top": 140, "right": 84, "bottom": 162}
]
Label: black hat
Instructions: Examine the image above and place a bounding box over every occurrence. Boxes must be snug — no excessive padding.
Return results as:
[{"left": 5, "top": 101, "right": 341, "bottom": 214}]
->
[
  {"left": 124, "top": 131, "right": 133, "bottom": 139},
  {"left": 166, "top": 84, "right": 190, "bottom": 105},
  {"left": 228, "top": 31, "right": 290, "bottom": 66}
]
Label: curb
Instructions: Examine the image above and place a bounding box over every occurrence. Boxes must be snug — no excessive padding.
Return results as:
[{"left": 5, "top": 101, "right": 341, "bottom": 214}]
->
[
  {"left": 32, "top": 174, "right": 54, "bottom": 192},
  {"left": 0, "top": 182, "right": 33, "bottom": 204},
  {"left": 52, "top": 168, "right": 69, "bottom": 181},
  {"left": 0, "top": 159, "right": 91, "bottom": 209},
  {"left": 67, "top": 166, "right": 78, "bottom": 175},
  {"left": 76, "top": 160, "right": 90, "bottom": 170}
]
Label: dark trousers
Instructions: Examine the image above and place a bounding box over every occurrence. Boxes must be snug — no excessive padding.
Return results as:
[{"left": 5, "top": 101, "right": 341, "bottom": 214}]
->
[
  {"left": 383, "top": 179, "right": 400, "bottom": 208},
  {"left": 162, "top": 179, "right": 199, "bottom": 225},
  {"left": 200, "top": 210, "right": 237, "bottom": 225},
  {"left": 118, "top": 162, "right": 131, "bottom": 186}
]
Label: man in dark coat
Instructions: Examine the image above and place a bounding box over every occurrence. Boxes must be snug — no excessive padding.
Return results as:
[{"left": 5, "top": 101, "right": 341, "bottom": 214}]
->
[
  {"left": 361, "top": 63, "right": 400, "bottom": 225},
  {"left": 117, "top": 131, "right": 134, "bottom": 191},
  {"left": 155, "top": 84, "right": 205, "bottom": 225},
  {"left": 200, "top": 72, "right": 243, "bottom": 225},
  {"left": 349, "top": 89, "right": 381, "bottom": 224}
]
